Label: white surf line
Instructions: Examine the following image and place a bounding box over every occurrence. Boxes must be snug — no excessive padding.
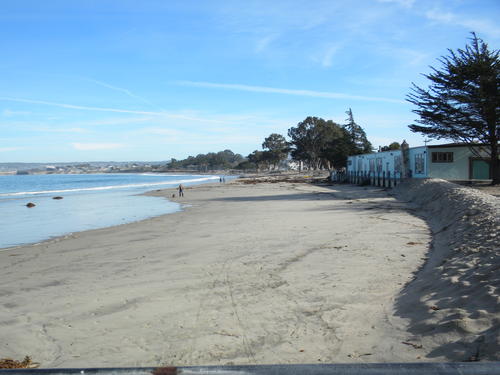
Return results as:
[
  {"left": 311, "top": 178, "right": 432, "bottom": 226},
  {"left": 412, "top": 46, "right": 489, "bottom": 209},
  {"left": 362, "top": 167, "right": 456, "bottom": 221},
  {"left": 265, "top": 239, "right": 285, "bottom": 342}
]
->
[{"left": 0, "top": 176, "right": 220, "bottom": 197}]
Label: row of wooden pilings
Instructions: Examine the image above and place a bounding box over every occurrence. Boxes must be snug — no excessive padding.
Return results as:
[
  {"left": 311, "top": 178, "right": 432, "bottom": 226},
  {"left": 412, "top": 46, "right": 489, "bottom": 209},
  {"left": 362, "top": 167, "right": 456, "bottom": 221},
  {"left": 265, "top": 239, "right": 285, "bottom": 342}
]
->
[{"left": 330, "top": 170, "right": 403, "bottom": 188}]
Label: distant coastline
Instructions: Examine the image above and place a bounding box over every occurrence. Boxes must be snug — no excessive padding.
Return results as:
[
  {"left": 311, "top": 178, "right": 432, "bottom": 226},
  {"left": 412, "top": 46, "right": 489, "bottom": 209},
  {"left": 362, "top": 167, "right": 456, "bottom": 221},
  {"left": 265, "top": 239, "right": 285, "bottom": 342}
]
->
[
  {"left": 0, "top": 165, "right": 238, "bottom": 176},
  {"left": 0, "top": 161, "right": 182, "bottom": 175}
]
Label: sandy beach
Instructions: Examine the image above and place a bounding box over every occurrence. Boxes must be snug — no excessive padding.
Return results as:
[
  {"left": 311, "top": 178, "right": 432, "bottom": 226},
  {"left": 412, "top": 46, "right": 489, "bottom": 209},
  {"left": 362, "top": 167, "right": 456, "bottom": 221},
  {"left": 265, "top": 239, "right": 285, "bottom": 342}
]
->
[{"left": 0, "top": 179, "right": 497, "bottom": 367}]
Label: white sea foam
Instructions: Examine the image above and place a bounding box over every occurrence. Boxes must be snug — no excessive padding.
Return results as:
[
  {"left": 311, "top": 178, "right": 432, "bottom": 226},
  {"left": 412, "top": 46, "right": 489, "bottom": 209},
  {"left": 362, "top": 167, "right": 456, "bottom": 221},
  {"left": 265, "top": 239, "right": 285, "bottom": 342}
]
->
[{"left": 0, "top": 176, "right": 219, "bottom": 197}]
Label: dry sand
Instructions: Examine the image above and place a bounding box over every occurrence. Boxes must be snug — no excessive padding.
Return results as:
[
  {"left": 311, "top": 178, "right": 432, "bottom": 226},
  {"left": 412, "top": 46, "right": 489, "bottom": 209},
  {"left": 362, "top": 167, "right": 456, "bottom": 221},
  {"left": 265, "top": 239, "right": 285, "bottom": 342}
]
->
[
  {"left": 392, "top": 179, "right": 499, "bottom": 361},
  {"left": 0, "top": 179, "right": 497, "bottom": 367}
]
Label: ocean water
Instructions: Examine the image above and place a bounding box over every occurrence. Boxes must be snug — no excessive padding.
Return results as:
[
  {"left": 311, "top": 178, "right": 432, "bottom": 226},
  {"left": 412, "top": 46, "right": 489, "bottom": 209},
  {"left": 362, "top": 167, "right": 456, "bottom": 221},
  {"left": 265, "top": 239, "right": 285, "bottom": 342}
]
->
[{"left": 0, "top": 173, "right": 223, "bottom": 249}]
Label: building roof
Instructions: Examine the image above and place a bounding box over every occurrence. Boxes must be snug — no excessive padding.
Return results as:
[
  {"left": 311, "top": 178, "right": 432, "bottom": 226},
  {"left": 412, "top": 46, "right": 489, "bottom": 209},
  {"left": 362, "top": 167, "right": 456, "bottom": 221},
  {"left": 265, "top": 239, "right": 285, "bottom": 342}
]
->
[{"left": 426, "top": 142, "right": 491, "bottom": 148}]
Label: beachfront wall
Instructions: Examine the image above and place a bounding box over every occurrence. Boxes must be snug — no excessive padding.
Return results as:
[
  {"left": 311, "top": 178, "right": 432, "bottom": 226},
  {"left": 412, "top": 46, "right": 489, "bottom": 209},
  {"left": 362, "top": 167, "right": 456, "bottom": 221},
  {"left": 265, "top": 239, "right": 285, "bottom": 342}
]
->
[
  {"left": 427, "top": 145, "right": 492, "bottom": 180},
  {"left": 347, "top": 150, "right": 403, "bottom": 175},
  {"left": 408, "top": 146, "right": 428, "bottom": 178},
  {"left": 344, "top": 143, "right": 494, "bottom": 184},
  {"left": 344, "top": 150, "right": 404, "bottom": 187}
]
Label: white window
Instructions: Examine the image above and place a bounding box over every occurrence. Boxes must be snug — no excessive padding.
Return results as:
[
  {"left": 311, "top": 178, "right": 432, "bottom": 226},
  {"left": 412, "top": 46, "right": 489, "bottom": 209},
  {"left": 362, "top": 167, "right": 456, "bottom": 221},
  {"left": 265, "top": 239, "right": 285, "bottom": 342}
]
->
[
  {"left": 415, "top": 154, "right": 425, "bottom": 174},
  {"left": 369, "top": 159, "right": 375, "bottom": 172},
  {"left": 394, "top": 156, "right": 402, "bottom": 173},
  {"left": 432, "top": 152, "right": 453, "bottom": 163}
]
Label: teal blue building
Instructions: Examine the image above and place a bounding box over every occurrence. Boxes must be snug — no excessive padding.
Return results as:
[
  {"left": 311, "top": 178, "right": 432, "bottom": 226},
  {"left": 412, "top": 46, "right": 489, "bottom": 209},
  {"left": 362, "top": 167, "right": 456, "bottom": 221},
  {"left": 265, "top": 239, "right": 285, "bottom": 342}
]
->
[{"left": 347, "top": 143, "right": 494, "bottom": 181}]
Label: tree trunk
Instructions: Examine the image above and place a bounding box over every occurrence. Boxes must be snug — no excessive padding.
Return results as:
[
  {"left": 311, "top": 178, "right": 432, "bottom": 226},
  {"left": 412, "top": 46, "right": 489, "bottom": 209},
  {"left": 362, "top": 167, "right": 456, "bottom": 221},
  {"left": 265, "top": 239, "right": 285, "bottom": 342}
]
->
[
  {"left": 489, "top": 124, "right": 499, "bottom": 185},
  {"left": 491, "top": 144, "right": 499, "bottom": 185}
]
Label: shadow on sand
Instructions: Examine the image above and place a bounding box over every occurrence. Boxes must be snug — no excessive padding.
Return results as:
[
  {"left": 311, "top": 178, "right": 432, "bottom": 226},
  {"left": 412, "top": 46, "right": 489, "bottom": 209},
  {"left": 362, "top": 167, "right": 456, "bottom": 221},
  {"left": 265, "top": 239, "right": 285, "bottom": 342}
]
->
[{"left": 392, "top": 180, "right": 500, "bottom": 361}]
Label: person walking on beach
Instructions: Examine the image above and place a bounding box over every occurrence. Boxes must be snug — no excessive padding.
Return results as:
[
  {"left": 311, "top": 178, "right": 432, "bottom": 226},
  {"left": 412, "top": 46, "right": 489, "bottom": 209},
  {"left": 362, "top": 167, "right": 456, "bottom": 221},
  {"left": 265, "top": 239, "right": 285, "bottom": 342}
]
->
[{"left": 178, "top": 184, "right": 184, "bottom": 197}]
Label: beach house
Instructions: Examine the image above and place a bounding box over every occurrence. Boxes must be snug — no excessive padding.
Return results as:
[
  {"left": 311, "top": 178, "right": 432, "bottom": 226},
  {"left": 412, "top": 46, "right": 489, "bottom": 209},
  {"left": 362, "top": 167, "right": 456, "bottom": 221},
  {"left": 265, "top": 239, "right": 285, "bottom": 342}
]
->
[{"left": 345, "top": 142, "right": 494, "bottom": 182}]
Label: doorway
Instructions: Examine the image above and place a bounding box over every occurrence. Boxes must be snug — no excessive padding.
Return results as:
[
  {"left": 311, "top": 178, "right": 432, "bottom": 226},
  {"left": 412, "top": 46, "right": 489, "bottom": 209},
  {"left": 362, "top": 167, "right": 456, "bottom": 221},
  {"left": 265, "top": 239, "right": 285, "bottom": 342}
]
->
[{"left": 469, "top": 158, "right": 491, "bottom": 179}]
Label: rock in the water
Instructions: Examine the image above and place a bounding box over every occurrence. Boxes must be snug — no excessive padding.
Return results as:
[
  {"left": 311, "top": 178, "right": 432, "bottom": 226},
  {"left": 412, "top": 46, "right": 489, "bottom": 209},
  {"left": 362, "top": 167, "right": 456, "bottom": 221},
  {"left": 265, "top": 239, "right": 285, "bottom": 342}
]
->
[
  {"left": 26, "top": 203, "right": 36, "bottom": 208},
  {"left": 52, "top": 196, "right": 63, "bottom": 200}
]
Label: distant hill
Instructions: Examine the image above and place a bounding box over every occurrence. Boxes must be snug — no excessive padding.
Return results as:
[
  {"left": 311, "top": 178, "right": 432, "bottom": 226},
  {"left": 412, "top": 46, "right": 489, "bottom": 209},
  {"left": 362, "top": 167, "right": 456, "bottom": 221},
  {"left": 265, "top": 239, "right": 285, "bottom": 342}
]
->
[{"left": 0, "top": 161, "right": 170, "bottom": 173}]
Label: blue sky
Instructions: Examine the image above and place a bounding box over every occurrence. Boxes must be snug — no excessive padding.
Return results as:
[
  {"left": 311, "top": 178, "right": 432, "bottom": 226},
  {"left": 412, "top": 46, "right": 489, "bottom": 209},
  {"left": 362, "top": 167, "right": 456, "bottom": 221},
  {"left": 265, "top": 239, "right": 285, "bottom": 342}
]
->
[{"left": 1, "top": 0, "right": 499, "bottom": 162}]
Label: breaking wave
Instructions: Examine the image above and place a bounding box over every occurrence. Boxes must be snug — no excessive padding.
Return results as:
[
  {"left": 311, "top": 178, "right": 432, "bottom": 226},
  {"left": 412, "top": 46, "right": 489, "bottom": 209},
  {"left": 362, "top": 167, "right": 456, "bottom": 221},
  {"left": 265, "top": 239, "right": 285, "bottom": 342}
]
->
[{"left": 0, "top": 176, "right": 219, "bottom": 197}]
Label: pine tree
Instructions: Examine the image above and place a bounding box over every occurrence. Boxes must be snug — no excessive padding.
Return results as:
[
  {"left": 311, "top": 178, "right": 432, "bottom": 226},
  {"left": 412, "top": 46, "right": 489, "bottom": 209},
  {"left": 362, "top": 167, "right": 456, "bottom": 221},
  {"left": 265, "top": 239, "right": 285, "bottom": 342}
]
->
[
  {"left": 344, "top": 108, "right": 372, "bottom": 154},
  {"left": 407, "top": 33, "right": 499, "bottom": 184}
]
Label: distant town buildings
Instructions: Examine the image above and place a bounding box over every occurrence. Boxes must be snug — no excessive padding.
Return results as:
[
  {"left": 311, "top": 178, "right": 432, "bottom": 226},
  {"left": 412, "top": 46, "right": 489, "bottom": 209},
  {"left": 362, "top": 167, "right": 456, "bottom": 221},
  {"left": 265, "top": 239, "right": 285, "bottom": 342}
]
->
[{"left": 1, "top": 162, "right": 163, "bottom": 175}]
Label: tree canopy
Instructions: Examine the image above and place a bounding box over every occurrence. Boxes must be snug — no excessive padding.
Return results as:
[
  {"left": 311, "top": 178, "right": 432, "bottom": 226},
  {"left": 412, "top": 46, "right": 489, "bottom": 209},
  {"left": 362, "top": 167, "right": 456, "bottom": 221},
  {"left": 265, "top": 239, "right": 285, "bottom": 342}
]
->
[
  {"left": 407, "top": 33, "right": 499, "bottom": 184},
  {"left": 287, "top": 112, "right": 372, "bottom": 170},
  {"left": 246, "top": 150, "right": 269, "bottom": 171},
  {"left": 167, "top": 110, "right": 374, "bottom": 172},
  {"left": 262, "top": 133, "right": 289, "bottom": 169},
  {"left": 168, "top": 149, "right": 244, "bottom": 171},
  {"left": 380, "top": 142, "right": 401, "bottom": 152},
  {"left": 344, "top": 108, "right": 372, "bottom": 154},
  {"left": 287, "top": 117, "right": 342, "bottom": 170}
]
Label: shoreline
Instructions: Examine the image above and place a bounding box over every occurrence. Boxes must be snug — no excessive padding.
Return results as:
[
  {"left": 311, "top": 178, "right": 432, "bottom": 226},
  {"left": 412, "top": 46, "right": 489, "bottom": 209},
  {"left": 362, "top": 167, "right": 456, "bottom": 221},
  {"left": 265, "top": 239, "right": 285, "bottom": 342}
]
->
[
  {"left": 0, "top": 180, "right": 432, "bottom": 366},
  {"left": 0, "top": 181, "right": 220, "bottom": 252},
  {"left": 0, "top": 173, "right": 313, "bottom": 252},
  {"left": 0, "top": 176, "right": 227, "bottom": 251},
  {"left": 0, "top": 186, "right": 189, "bottom": 253},
  {"left": 1, "top": 179, "right": 498, "bottom": 366}
]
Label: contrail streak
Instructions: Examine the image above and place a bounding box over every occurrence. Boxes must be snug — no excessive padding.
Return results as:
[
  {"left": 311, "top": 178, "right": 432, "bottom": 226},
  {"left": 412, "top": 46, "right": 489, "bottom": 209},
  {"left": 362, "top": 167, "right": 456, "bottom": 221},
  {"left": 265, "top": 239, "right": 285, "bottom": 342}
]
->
[
  {"left": 177, "top": 81, "right": 406, "bottom": 104},
  {"left": 0, "top": 96, "right": 227, "bottom": 123}
]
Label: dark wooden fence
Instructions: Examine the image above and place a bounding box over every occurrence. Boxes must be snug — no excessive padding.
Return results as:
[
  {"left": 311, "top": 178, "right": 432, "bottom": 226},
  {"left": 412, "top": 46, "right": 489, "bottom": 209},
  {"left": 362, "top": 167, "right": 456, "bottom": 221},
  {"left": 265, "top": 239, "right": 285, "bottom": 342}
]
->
[{"left": 330, "top": 170, "right": 403, "bottom": 188}]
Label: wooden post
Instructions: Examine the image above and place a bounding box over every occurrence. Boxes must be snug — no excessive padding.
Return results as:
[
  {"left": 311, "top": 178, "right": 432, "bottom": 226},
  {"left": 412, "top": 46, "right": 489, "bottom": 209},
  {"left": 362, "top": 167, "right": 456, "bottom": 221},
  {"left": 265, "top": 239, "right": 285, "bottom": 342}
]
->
[{"left": 387, "top": 171, "right": 391, "bottom": 188}]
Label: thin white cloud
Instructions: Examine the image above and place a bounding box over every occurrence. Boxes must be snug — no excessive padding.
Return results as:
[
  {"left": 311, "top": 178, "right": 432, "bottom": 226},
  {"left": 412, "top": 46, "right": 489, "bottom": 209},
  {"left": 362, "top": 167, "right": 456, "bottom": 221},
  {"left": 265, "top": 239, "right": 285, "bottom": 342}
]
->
[
  {"left": 64, "top": 117, "right": 154, "bottom": 127},
  {"left": 0, "top": 147, "right": 24, "bottom": 152},
  {"left": 0, "top": 96, "right": 160, "bottom": 115},
  {"left": 72, "top": 143, "right": 125, "bottom": 151},
  {"left": 84, "top": 78, "right": 160, "bottom": 109},
  {"left": 425, "top": 9, "right": 500, "bottom": 38},
  {"left": 36, "top": 127, "right": 88, "bottom": 134},
  {"left": 0, "top": 96, "right": 229, "bottom": 123},
  {"left": 377, "top": 0, "right": 415, "bottom": 8},
  {"left": 176, "top": 81, "right": 405, "bottom": 104},
  {"left": 217, "top": 2, "right": 332, "bottom": 34},
  {"left": 255, "top": 34, "right": 279, "bottom": 53},
  {"left": 2, "top": 109, "right": 31, "bottom": 117},
  {"left": 319, "top": 44, "right": 342, "bottom": 68},
  {"left": 158, "top": 134, "right": 261, "bottom": 146},
  {"left": 140, "top": 127, "right": 186, "bottom": 137},
  {"left": 85, "top": 78, "right": 138, "bottom": 98},
  {"left": 378, "top": 46, "right": 429, "bottom": 67}
]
